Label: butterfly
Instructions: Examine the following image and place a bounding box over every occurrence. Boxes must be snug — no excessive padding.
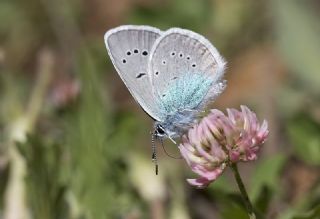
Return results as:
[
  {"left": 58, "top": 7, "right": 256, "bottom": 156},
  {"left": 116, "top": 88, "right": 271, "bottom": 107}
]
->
[{"left": 104, "top": 25, "right": 226, "bottom": 173}]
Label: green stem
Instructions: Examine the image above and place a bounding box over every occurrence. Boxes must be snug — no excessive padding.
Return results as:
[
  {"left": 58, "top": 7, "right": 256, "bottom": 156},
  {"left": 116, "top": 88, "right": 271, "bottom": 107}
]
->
[
  {"left": 230, "top": 163, "right": 256, "bottom": 219},
  {"left": 3, "top": 49, "right": 54, "bottom": 219}
]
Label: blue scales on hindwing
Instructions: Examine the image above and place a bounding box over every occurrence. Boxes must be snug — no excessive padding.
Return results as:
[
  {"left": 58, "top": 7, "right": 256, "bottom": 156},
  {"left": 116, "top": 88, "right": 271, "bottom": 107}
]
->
[{"left": 157, "top": 73, "right": 213, "bottom": 121}]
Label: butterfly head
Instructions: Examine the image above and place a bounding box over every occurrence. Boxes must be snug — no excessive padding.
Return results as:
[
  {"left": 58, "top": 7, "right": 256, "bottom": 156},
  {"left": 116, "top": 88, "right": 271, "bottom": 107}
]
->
[
  {"left": 154, "top": 122, "right": 177, "bottom": 144},
  {"left": 154, "top": 123, "right": 166, "bottom": 138}
]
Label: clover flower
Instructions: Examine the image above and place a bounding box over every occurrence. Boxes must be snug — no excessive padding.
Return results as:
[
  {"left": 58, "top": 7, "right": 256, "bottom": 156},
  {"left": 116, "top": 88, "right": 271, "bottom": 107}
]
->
[{"left": 179, "top": 105, "right": 269, "bottom": 188}]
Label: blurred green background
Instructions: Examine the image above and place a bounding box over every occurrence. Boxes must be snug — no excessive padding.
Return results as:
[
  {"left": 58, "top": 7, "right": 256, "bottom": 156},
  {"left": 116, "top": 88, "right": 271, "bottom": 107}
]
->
[{"left": 0, "top": 0, "right": 319, "bottom": 218}]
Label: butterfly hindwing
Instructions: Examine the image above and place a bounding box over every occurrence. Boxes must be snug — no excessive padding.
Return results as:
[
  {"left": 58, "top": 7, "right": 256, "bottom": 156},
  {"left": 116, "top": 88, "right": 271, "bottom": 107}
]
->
[
  {"left": 104, "top": 25, "right": 163, "bottom": 121},
  {"left": 148, "top": 28, "right": 226, "bottom": 115}
]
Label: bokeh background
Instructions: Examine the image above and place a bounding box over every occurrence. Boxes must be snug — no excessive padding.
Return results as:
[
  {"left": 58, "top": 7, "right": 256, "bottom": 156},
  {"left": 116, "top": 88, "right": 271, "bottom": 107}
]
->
[{"left": 0, "top": 0, "right": 319, "bottom": 218}]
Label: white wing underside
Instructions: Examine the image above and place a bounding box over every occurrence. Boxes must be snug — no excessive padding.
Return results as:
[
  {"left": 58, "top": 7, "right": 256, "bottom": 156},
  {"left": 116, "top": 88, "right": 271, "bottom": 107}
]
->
[
  {"left": 148, "top": 28, "right": 226, "bottom": 100},
  {"left": 105, "top": 26, "right": 226, "bottom": 123},
  {"left": 104, "top": 25, "right": 163, "bottom": 121}
]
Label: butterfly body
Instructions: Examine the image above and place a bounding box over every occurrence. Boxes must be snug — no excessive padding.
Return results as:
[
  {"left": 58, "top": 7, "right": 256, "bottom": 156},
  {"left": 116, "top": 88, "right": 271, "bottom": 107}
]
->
[
  {"left": 104, "top": 25, "right": 226, "bottom": 141},
  {"left": 155, "top": 73, "right": 222, "bottom": 138}
]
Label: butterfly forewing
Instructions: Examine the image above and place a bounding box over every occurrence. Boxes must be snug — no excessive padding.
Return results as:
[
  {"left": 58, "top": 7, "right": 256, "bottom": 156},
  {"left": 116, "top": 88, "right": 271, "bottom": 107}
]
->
[
  {"left": 148, "top": 28, "right": 226, "bottom": 98},
  {"left": 104, "top": 25, "right": 163, "bottom": 121}
]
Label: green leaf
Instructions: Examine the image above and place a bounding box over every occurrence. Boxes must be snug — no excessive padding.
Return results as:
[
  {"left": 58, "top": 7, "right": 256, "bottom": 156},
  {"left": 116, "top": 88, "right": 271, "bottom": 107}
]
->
[
  {"left": 19, "top": 135, "right": 69, "bottom": 219},
  {"left": 292, "top": 204, "right": 320, "bottom": 219},
  {"left": 254, "top": 186, "right": 273, "bottom": 215},
  {"left": 250, "top": 154, "right": 286, "bottom": 201},
  {"left": 65, "top": 48, "right": 141, "bottom": 219},
  {"left": 287, "top": 113, "right": 320, "bottom": 165},
  {"left": 220, "top": 201, "right": 249, "bottom": 219}
]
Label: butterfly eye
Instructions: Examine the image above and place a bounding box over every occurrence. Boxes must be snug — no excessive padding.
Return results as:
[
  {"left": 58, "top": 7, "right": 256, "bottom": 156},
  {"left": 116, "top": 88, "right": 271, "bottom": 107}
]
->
[{"left": 156, "top": 125, "right": 165, "bottom": 135}]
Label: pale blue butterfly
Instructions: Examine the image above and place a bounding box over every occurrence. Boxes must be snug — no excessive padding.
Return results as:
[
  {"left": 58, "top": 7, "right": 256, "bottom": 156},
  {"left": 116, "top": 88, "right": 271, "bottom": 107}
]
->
[{"left": 104, "top": 25, "right": 226, "bottom": 173}]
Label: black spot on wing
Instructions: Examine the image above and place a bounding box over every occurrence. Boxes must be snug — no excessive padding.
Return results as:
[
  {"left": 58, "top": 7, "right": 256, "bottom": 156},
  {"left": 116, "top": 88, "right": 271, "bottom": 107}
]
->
[{"left": 136, "top": 73, "right": 146, "bottom": 78}]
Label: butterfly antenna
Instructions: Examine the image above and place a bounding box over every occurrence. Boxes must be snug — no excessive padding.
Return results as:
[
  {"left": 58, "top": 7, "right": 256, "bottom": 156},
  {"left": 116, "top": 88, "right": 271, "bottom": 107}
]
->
[
  {"left": 151, "top": 133, "right": 158, "bottom": 175},
  {"left": 160, "top": 138, "right": 182, "bottom": 159}
]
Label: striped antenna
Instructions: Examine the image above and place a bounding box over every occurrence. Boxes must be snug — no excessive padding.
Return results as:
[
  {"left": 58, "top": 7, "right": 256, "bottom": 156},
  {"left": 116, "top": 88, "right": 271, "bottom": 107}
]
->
[{"left": 151, "top": 133, "right": 158, "bottom": 175}]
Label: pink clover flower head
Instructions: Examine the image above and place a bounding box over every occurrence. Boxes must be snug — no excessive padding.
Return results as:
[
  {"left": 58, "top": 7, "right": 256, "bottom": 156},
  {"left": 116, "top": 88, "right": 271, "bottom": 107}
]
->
[{"left": 178, "top": 105, "right": 269, "bottom": 188}]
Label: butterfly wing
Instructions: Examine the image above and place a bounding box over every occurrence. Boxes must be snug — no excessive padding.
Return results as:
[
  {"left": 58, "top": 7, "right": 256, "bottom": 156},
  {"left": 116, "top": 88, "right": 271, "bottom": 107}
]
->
[
  {"left": 148, "top": 28, "right": 226, "bottom": 116},
  {"left": 104, "top": 25, "right": 163, "bottom": 121}
]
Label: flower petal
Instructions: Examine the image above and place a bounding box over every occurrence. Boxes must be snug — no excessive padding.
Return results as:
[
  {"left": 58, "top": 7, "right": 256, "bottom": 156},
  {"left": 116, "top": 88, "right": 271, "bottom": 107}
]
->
[{"left": 179, "top": 105, "right": 269, "bottom": 188}]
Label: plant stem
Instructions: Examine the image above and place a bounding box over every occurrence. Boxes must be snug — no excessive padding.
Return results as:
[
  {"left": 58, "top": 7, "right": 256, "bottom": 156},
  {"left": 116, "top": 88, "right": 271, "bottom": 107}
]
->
[
  {"left": 230, "top": 163, "right": 256, "bottom": 219},
  {"left": 3, "top": 49, "right": 54, "bottom": 219}
]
